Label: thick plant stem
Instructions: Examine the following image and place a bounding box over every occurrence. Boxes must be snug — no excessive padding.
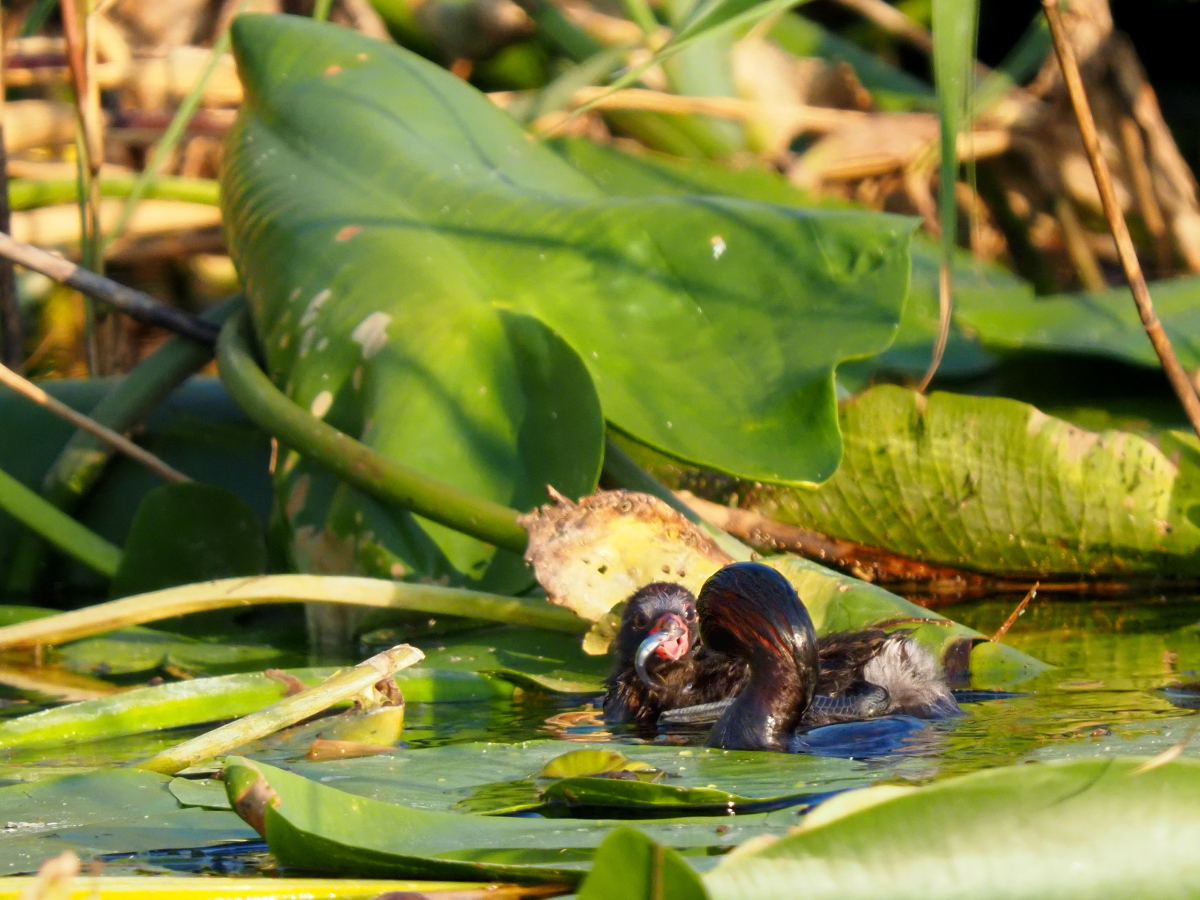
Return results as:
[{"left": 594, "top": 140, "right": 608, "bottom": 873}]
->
[
  {"left": 0, "top": 574, "right": 588, "bottom": 650},
  {"left": 1043, "top": 0, "right": 1200, "bottom": 440},
  {"left": 0, "top": 232, "right": 218, "bottom": 344},
  {"left": 0, "top": 465, "right": 121, "bottom": 577},
  {"left": 140, "top": 644, "right": 423, "bottom": 775},
  {"left": 216, "top": 308, "right": 529, "bottom": 554}
]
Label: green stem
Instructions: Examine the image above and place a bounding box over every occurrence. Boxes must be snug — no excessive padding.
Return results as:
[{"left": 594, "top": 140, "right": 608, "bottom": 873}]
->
[
  {"left": 216, "top": 309, "right": 529, "bottom": 554},
  {"left": 0, "top": 574, "right": 587, "bottom": 649},
  {"left": 602, "top": 436, "right": 752, "bottom": 561},
  {"left": 101, "top": 12, "right": 239, "bottom": 252},
  {"left": 0, "top": 464, "right": 121, "bottom": 578},
  {"left": 618, "top": 0, "right": 658, "bottom": 34},
  {"left": 9, "top": 176, "right": 219, "bottom": 211},
  {"left": 4, "top": 300, "right": 237, "bottom": 593},
  {"left": 312, "top": 0, "right": 334, "bottom": 21},
  {"left": 140, "top": 644, "right": 422, "bottom": 774}
]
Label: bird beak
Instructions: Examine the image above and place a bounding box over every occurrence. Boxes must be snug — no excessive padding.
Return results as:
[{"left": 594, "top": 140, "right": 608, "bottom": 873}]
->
[{"left": 635, "top": 613, "right": 690, "bottom": 687}]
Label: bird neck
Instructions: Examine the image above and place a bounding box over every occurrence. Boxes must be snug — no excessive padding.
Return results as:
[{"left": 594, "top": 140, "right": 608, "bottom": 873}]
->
[{"left": 711, "top": 654, "right": 812, "bottom": 752}]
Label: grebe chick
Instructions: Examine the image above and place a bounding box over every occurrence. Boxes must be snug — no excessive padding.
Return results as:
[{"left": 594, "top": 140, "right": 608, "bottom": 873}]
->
[{"left": 696, "top": 562, "right": 958, "bottom": 751}]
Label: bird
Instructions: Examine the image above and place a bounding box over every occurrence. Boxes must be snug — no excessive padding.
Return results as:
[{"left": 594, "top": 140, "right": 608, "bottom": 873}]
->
[
  {"left": 694, "top": 562, "right": 959, "bottom": 751},
  {"left": 602, "top": 563, "right": 959, "bottom": 748}
]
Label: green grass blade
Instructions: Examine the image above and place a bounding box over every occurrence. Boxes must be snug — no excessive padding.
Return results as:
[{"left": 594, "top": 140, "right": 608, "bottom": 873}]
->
[{"left": 0, "top": 464, "right": 121, "bottom": 577}]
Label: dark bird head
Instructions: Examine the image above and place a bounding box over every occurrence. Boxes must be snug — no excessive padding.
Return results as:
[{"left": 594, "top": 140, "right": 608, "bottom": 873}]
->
[
  {"left": 611, "top": 582, "right": 698, "bottom": 688},
  {"left": 603, "top": 582, "right": 700, "bottom": 725},
  {"left": 697, "top": 562, "right": 820, "bottom": 751}
]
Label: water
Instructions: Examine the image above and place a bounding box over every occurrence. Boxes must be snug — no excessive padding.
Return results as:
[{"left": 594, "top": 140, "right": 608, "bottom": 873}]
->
[{"left": 6, "top": 595, "right": 1200, "bottom": 875}]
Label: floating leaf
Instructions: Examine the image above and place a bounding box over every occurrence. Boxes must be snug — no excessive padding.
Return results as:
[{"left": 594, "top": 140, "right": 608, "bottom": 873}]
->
[
  {"left": 540, "top": 776, "right": 802, "bottom": 816},
  {"left": 283, "top": 740, "right": 881, "bottom": 815},
  {"left": 0, "top": 769, "right": 253, "bottom": 875},
  {"left": 538, "top": 749, "right": 657, "bottom": 779},
  {"left": 223, "top": 756, "right": 793, "bottom": 881},
  {"left": 169, "top": 777, "right": 233, "bottom": 810},
  {"left": 704, "top": 758, "right": 1200, "bottom": 900}
]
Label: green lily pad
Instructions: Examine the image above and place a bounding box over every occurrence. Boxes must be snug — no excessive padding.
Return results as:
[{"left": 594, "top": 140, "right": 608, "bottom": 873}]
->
[
  {"left": 704, "top": 757, "right": 1200, "bottom": 900},
  {"left": 222, "top": 14, "right": 916, "bottom": 592},
  {"left": 0, "top": 768, "right": 253, "bottom": 875},
  {"left": 541, "top": 776, "right": 788, "bottom": 815},
  {"left": 538, "top": 748, "right": 657, "bottom": 778},
  {"left": 169, "top": 776, "right": 233, "bottom": 810},
  {"left": 281, "top": 740, "right": 908, "bottom": 816},
  {"left": 223, "top": 756, "right": 799, "bottom": 881}
]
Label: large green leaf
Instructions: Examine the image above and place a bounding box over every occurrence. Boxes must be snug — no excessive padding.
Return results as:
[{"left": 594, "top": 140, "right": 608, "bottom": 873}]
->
[
  {"left": 704, "top": 757, "right": 1200, "bottom": 900},
  {"left": 956, "top": 275, "right": 1200, "bottom": 370},
  {"left": 222, "top": 14, "right": 917, "bottom": 589},
  {"left": 222, "top": 756, "right": 797, "bottom": 881},
  {"left": 742, "top": 386, "right": 1200, "bottom": 577},
  {"left": 551, "top": 136, "right": 1006, "bottom": 380}
]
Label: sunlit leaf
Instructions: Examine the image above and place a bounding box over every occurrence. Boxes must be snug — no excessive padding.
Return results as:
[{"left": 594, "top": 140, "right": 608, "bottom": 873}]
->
[
  {"left": 705, "top": 758, "right": 1200, "bottom": 899},
  {"left": 223, "top": 14, "right": 916, "bottom": 592},
  {"left": 577, "top": 828, "right": 709, "bottom": 900},
  {"left": 741, "top": 386, "right": 1200, "bottom": 578}
]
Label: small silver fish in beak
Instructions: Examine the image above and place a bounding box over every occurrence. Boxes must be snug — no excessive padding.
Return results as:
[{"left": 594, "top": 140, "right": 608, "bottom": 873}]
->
[{"left": 634, "top": 612, "right": 691, "bottom": 688}]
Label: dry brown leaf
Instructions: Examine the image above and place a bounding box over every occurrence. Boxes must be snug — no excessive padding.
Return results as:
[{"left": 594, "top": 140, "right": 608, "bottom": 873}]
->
[{"left": 519, "top": 488, "right": 732, "bottom": 629}]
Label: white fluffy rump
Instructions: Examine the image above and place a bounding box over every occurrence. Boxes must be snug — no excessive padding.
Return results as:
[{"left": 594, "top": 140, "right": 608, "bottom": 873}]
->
[{"left": 863, "top": 635, "right": 959, "bottom": 717}]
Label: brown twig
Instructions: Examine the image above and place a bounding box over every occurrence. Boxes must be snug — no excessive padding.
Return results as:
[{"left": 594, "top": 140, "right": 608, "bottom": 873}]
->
[
  {"left": 0, "top": 231, "right": 218, "bottom": 344},
  {"left": 990, "top": 582, "right": 1038, "bottom": 642},
  {"left": 0, "top": 361, "right": 190, "bottom": 483},
  {"left": 1043, "top": 0, "right": 1200, "bottom": 440}
]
